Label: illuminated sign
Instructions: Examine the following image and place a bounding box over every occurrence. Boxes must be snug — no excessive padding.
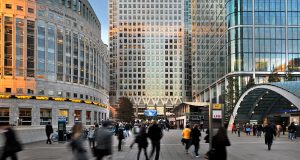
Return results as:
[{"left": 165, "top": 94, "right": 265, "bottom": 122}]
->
[
  {"left": 213, "top": 104, "right": 222, "bottom": 110},
  {"left": 144, "top": 110, "right": 157, "bottom": 116},
  {"left": 0, "top": 95, "right": 11, "bottom": 99},
  {"left": 16, "top": 96, "right": 32, "bottom": 99},
  {"left": 36, "top": 96, "right": 49, "bottom": 100},
  {"left": 53, "top": 98, "right": 66, "bottom": 101},
  {"left": 85, "top": 100, "right": 92, "bottom": 104},
  {"left": 70, "top": 99, "right": 81, "bottom": 103},
  {"left": 212, "top": 110, "right": 222, "bottom": 119}
]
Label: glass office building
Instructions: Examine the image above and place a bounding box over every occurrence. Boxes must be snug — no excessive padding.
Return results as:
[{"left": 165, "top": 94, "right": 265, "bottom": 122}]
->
[
  {"left": 0, "top": 0, "right": 109, "bottom": 126},
  {"left": 199, "top": 0, "right": 300, "bottom": 121}
]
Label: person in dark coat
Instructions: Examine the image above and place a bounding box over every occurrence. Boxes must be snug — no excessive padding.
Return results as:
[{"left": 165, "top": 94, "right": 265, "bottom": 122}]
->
[
  {"left": 130, "top": 126, "right": 149, "bottom": 160},
  {"left": 264, "top": 123, "right": 276, "bottom": 151},
  {"left": 117, "top": 123, "right": 125, "bottom": 151},
  {"left": 0, "top": 125, "right": 23, "bottom": 160},
  {"left": 45, "top": 122, "right": 53, "bottom": 144},
  {"left": 148, "top": 121, "right": 163, "bottom": 160},
  {"left": 190, "top": 124, "right": 201, "bottom": 157},
  {"left": 211, "top": 127, "right": 231, "bottom": 160}
]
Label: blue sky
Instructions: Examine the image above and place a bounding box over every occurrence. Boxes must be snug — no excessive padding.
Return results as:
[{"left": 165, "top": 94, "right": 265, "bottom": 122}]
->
[{"left": 89, "top": 0, "right": 109, "bottom": 45}]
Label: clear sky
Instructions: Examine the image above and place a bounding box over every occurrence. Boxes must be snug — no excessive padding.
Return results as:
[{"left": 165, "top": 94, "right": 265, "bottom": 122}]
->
[{"left": 89, "top": 0, "right": 109, "bottom": 45}]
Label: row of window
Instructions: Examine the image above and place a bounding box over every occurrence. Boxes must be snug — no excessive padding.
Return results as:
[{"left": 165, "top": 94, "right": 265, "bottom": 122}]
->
[
  {"left": 5, "top": 4, "right": 35, "bottom": 13},
  {"left": 0, "top": 107, "right": 107, "bottom": 126},
  {"left": 119, "top": 9, "right": 182, "bottom": 15}
]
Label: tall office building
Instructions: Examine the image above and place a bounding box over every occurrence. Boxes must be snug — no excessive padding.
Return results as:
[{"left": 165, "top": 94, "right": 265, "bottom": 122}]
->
[
  {"left": 199, "top": 0, "right": 300, "bottom": 121},
  {"left": 109, "top": 0, "right": 188, "bottom": 117}
]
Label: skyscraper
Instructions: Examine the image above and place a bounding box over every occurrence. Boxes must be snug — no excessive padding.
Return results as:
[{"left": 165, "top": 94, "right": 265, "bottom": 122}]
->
[
  {"left": 109, "top": 0, "right": 188, "bottom": 117},
  {"left": 198, "top": 0, "right": 300, "bottom": 121}
]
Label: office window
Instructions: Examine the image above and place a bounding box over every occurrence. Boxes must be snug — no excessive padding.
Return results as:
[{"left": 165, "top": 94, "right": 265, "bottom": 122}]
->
[
  {"left": 17, "top": 6, "right": 23, "bottom": 11},
  {"left": 28, "top": 8, "right": 34, "bottom": 13},
  {"left": 5, "top": 4, "right": 12, "bottom": 9}
]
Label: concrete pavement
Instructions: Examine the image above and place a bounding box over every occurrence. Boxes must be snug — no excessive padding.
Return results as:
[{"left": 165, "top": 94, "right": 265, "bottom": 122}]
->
[{"left": 17, "top": 129, "right": 299, "bottom": 160}]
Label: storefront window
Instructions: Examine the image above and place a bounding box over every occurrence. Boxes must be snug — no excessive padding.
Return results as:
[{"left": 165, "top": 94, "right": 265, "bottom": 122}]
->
[
  {"left": 19, "top": 108, "right": 32, "bottom": 126},
  {"left": 74, "top": 110, "right": 82, "bottom": 123},
  {"left": 0, "top": 108, "right": 9, "bottom": 125},
  {"left": 40, "top": 108, "right": 52, "bottom": 125},
  {"left": 86, "top": 111, "right": 91, "bottom": 125}
]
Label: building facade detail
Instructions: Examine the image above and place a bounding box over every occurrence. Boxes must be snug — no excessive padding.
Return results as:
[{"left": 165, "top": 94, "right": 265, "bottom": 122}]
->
[{"left": 0, "top": 0, "right": 109, "bottom": 126}]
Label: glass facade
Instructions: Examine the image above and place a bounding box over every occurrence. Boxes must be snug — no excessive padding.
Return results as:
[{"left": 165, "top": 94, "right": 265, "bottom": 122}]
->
[
  {"left": 27, "top": 20, "right": 35, "bottom": 77},
  {"left": 16, "top": 18, "right": 24, "bottom": 77},
  {"left": 4, "top": 16, "right": 13, "bottom": 76},
  {"left": 227, "top": 0, "right": 300, "bottom": 74}
]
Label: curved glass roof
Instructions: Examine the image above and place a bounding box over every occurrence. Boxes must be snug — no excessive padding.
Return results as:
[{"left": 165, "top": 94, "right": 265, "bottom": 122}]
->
[
  {"left": 269, "top": 81, "right": 300, "bottom": 98},
  {"left": 234, "top": 81, "right": 300, "bottom": 123}
]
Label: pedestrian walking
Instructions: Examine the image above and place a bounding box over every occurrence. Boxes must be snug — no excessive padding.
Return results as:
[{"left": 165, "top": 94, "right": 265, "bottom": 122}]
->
[
  {"left": 181, "top": 125, "right": 191, "bottom": 154},
  {"left": 252, "top": 124, "right": 257, "bottom": 136},
  {"left": 94, "top": 121, "right": 113, "bottom": 160},
  {"left": 117, "top": 123, "right": 125, "bottom": 151},
  {"left": 130, "top": 126, "right": 149, "bottom": 160},
  {"left": 204, "top": 129, "right": 209, "bottom": 143},
  {"left": 282, "top": 122, "right": 286, "bottom": 135},
  {"left": 87, "top": 126, "right": 95, "bottom": 148},
  {"left": 245, "top": 124, "right": 251, "bottom": 136},
  {"left": 190, "top": 124, "right": 201, "bottom": 158},
  {"left": 0, "top": 125, "right": 22, "bottom": 160},
  {"left": 148, "top": 121, "right": 163, "bottom": 160},
  {"left": 276, "top": 124, "right": 281, "bottom": 137},
  {"left": 288, "top": 122, "right": 297, "bottom": 141},
  {"left": 236, "top": 123, "right": 241, "bottom": 137},
  {"left": 231, "top": 124, "right": 236, "bottom": 134},
  {"left": 256, "top": 124, "right": 263, "bottom": 137},
  {"left": 45, "top": 122, "right": 53, "bottom": 144},
  {"left": 207, "top": 127, "right": 231, "bottom": 160},
  {"left": 264, "top": 123, "right": 276, "bottom": 151},
  {"left": 70, "top": 124, "right": 88, "bottom": 160},
  {"left": 200, "top": 119, "right": 204, "bottom": 132}
]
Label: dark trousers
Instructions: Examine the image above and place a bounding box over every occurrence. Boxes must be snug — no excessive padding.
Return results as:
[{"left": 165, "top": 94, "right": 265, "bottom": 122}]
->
[
  {"left": 193, "top": 141, "right": 199, "bottom": 156},
  {"left": 118, "top": 138, "right": 123, "bottom": 151},
  {"left": 265, "top": 138, "right": 273, "bottom": 150},
  {"left": 183, "top": 139, "right": 191, "bottom": 151},
  {"left": 150, "top": 140, "right": 160, "bottom": 160},
  {"left": 88, "top": 138, "right": 95, "bottom": 148},
  {"left": 137, "top": 147, "right": 149, "bottom": 160},
  {"left": 0, "top": 152, "right": 18, "bottom": 160},
  {"left": 46, "top": 134, "right": 51, "bottom": 144}
]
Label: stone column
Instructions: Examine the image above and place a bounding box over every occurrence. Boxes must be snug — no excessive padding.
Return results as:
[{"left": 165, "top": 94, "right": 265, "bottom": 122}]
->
[
  {"left": 81, "top": 109, "right": 86, "bottom": 125},
  {"left": 32, "top": 106, "right": 40, "bottom": 126},
  {"left": 68, "top": 107, "right": 75, "bottom": 126},
  {"left": 10, "top": 105, "right": 19, "bottom": 126},
  {"left": 91, "top": 110, "right": 95, "bottom": 125},
  {"left": 52, "top": 107, "right": 58, "bottom": 126}
]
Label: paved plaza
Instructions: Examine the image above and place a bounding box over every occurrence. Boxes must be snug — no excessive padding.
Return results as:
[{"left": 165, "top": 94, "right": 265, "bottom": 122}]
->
[{"left": 18, "top": 129, "right": 299, "bottom": 160}]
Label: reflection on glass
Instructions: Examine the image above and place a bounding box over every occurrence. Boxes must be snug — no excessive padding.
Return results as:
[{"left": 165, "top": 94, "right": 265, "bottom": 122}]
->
[
  {"left": 57, "top": 27, "right": 64, "bottom": 81},
  {"left": 16, "top": 18, "right": 24, "bottom": 76},
  {"left": 47, "top": 24, "right": 56, "bottom": 80},
  {"left": 4, "top": 17, "right": 13, "bottom": 76},
  {"left": 65, "top": 30, "right": 72, "bottom": 82},
  {"left": 27, "top": 20, "right": 35, "bottom": 77},
  {"left": 37, "top": 20, "right": 46, "bottom": 78}
]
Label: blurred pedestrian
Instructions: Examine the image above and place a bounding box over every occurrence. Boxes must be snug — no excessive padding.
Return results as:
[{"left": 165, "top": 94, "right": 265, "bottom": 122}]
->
[
  {"left": 236, "top": 123, "right": 241, "bottom": 137},
  {"left": 282, "top": 122, "right": 286, "bottom": 135},
  {"left": 130, "top": 126, "right": 149, "bottom": 160},
  {"left": 190, "top": 124, "right": 201, "bottom": 158},
  {"left": 45, "top": 122, "right": 53, "bottom": 144},
  {"left": 94, "top": 121, "right": 113, "bottom": 160},
  {"left": 117, "top": 123, "right": 125, "bottom": 151},
  {"left": 210, "top": 127, "right": 231, "bottom": 160},
  {"left": 276, "top": 124, "right": 281, "bottom": 137},
  {"left": 148, "top": 121, "right": 163, "bottom": 160},
  {"left": 256, "top": 124, "right": 263, "bottom": 137},
  {"left": 87, "top": 126, "right": 95, "bottom": 148},
  {"left": 200, "top": 119, "right": 204, "bottom": 132},
  {"left": 264, "top": 123, "right": 276, "bottom": 151},
  {"left": 0, "top": 125, "right": 22, "bottom": 160},
  {"left": 231, "top": 123, "right": 236, "bottom": 134},
  {"left": 70, "top": 124, "right": 88, "bottom": 160},
  {"left": 288, "top": 122, "right": 297, "bottom": 141},
  {"left": 204, "top": 129, "right": 209, "bottom": 143},
  {"left": 181, "top": 125, "right": 191, "bottom": 154}
]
